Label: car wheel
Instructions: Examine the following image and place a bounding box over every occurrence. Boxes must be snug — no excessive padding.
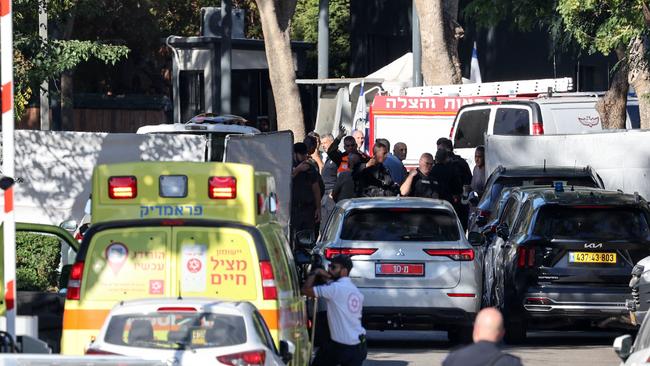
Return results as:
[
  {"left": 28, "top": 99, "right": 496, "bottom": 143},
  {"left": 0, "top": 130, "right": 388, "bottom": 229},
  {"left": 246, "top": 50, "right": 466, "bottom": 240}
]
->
[{"left": 448, "top": 325, "right": 473, "bottom": 345}]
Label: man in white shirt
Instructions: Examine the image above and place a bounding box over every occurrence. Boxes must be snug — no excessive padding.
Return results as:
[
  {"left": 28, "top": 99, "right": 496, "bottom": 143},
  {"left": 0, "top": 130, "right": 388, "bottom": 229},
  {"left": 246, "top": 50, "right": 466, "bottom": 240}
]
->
[{"left": 302, "top": 255, "right": 367, "bottom": 366}]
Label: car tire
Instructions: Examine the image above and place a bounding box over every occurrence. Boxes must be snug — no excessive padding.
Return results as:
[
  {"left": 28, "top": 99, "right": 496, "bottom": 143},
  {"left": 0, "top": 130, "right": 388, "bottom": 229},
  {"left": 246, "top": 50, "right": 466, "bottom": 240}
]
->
[{"left": 448, "top": 325, "right": 473, "bottom": 345}]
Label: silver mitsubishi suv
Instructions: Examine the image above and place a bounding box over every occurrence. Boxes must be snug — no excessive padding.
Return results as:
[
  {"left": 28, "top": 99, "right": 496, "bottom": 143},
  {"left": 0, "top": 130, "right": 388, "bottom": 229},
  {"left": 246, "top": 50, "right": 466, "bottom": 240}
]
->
[{"left": 316, "top": 197, "right": 482, "bottom": 342}]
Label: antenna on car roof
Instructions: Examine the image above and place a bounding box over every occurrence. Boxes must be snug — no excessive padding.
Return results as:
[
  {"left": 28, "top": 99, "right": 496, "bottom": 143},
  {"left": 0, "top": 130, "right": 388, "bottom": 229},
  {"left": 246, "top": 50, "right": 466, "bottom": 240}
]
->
[
  {"left": 177, "top": 280, "right": 183, "bottom": 300},
  {"left": 543, "top": 159, "right": 546, "bottom": 172}
]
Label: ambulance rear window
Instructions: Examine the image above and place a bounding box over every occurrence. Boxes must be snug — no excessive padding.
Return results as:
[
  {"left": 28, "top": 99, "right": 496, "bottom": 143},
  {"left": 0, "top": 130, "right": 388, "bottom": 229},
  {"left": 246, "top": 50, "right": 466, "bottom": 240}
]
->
[{"left": 454, "top": 109, "right": 490, "bottom": 148}]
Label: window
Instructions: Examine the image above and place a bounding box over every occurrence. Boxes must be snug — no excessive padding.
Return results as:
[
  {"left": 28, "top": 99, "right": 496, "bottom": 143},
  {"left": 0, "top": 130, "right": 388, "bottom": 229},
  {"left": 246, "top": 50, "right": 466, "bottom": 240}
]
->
[
  {"left": 321, "top": 208, "right": 343, "bottom": 243},
  {"left": 104, "top": 312, "right": 246, "bottom": 349},
  {"left": 533, "top": 206, "right": 650, "bottom": 240},
  {"left": 499, "top": 198, "right": 519, "bottom": 227},
  {"left": 252, "top": 311, "right": 277, "bottom": 352},
  {"left": 494, "top": 108, "right": 530, "bottom": 135},
  {"left": 179, "top": 71, "right": 205, "bottom": 123},
  {"left": 340, "top": 209, "right": 460, "bottom": 242},
  {"left": 454, "top": 109, "right": 490, "bottom": 148},
  {"left": 511, "top": 201, "right": 533, "bottom": 235}
]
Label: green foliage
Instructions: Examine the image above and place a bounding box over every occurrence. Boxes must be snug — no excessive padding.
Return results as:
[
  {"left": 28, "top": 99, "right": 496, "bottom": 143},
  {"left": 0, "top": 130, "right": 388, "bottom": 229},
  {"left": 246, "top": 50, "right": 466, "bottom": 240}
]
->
[
  {"left": 463, "top": 0, "right": 556, "bottom": 31},
  {"left": 16, "top": 233, "right": 61, "bottom": 291},
  {"left": 292, "top": 0, "right": 350, "bottom": 77},
  {"left": 556, "top": 0, "right": 646, "bottom": 55}
]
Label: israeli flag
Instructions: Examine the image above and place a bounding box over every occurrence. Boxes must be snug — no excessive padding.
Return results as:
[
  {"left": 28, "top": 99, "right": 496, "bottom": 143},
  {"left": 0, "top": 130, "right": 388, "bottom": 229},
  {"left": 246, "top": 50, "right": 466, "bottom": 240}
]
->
[
  {"left": 470, "top": 42, "right": 482, "bottom": 83},
  {"left": 353, "top": 80, "right": 367, "bottom": 131}
]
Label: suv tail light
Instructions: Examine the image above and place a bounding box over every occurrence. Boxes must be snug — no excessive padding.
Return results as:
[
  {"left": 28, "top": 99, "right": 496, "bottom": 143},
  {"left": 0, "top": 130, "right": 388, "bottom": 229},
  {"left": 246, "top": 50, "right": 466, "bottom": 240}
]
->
[
  {"left": 66, "top": 261, "right": 85, "bottom": 300},
  {"left": 517, "top": 247, "right": 536, "bottom": 268},
  {"left": 217, "top": 350, "right": 266, "bottom": 365},
  {"left": 208, "top": 176, "right": 237, "bottom": 199},
  {"left": 423, "top": 249, "right": 474, "bottom": 261},
  {"left": 532, "top": 121, "right": 544, "bottom": 135},
  {"left": 259, "top": 261, "right": 277, "bottom": 300},
  {"left": 108, "top": 176, "right": 137, "bottom": 199},
  {"left": 324, "top": 248, "right": 377, "bottom": 260}
]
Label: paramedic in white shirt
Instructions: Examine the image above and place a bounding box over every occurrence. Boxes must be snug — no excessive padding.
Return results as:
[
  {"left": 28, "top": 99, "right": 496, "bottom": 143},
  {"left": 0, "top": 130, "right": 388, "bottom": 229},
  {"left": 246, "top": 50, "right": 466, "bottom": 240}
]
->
[{"left": 302, "top": 254, "right": 367, "bottom": 366}]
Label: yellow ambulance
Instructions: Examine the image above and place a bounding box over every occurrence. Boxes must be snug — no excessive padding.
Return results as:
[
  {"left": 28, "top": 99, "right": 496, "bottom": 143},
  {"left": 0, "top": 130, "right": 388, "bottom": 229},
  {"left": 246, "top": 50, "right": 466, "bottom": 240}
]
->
[{"left": 60, "top": 162, "right": 309, "bottom": 364}]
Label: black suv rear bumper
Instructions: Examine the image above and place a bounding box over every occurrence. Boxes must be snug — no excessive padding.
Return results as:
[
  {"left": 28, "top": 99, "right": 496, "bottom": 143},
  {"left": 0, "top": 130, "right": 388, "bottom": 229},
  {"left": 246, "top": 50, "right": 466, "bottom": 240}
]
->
[
  {"left": 522, "top": 285, "right": 631, "bottom": 319},
  {"left": 362, "top": 307, "right": 475, "bottom": 331}
]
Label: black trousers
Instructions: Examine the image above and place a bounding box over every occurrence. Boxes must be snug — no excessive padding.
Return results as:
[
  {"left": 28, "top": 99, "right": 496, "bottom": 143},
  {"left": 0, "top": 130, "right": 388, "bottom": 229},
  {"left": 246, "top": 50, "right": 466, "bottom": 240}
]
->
[{"left": 311, "top": 338, "right": 367, "bottom": 366}]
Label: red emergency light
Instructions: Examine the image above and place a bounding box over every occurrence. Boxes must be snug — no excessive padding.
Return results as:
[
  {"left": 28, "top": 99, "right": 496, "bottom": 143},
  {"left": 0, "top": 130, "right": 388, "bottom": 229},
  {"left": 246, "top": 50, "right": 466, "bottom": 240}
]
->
[
  {"left": 108, "top": 176, "right": 137, "bottom": 199},
  {"left": 209, "top": 176, "right": 237, "bottom": 199}
]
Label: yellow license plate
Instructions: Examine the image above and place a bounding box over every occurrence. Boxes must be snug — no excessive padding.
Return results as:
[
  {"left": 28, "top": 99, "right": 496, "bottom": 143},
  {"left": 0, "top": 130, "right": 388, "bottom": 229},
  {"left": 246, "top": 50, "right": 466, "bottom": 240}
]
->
[{"left": 569, "top": 252, "right": 616, "bottom": 264}]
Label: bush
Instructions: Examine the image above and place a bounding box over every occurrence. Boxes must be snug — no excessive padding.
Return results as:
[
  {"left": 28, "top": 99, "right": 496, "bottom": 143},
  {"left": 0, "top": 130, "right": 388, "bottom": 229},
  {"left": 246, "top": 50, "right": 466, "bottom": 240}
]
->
[{"left": 16, "top": 232, "right": 61, "bottom": 291}]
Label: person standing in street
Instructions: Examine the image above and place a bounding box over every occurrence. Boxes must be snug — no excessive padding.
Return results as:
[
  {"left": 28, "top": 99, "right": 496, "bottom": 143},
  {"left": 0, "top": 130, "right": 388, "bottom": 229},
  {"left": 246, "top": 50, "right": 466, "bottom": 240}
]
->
[
  {"left": 430, "top": 149, "right": 455, "bottom": 204},
  {"left": 302, "top": 255, "right": 367, "bottom": 366},
  {"left": 376, "top": 138, "right": 407, "bottom": 185},
  {"left": 352, "top": 129, "right": 366, "bottom": 153},
  {"left": 356, "top": 142, "right": 400, "bottom": 197},
  {"left": 400, "top": 153, "right": 441, "bottom": 198},
  {"left": 332, "top": 152, "right": 361, "bottom": 202},
  {"left": 393, "top": 142, "right": 408, "bottom": 162},
  {"left": 291, "top": 143, "right": 321, "bottom": 248},
  {"left": 471, "top": 145, "right": 486, "bottom": 197},
  {"left": 442, "top": 308, "right": 523, "bottom": 366},
  {"left": 437, "top": 138, "right": 472, "bottom": 231},
  {"left": 319, "top": 133, "right": 339, "bottom": 229}
]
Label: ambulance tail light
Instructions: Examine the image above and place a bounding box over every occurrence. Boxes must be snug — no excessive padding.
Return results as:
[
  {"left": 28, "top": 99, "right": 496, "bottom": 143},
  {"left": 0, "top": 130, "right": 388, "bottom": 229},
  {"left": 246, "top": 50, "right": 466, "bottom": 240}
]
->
[
  {"left": 324, "top": 248, "right": 377, "bottom": 260},
  {"left": 209, "top": 176, "right": 237, "bottom": 199},
  {"left": 217, "top": 350, "right": 266, "bottom": 365},
  {"left": 108, "top": 176, "right": 137, "bottom": 199},
  {"left": 66, "top": 261, "right": 85, "bottom": 300},
  {"left": 259, "top": 261, "right": 277, "bottom": 300},
  {"left": 532, "top": 121, "right": 544, "bottom": 135}
]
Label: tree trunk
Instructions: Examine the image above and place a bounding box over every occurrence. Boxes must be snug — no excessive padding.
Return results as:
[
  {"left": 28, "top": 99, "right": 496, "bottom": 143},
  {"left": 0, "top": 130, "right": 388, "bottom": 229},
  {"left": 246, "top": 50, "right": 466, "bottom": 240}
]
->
[
  {"left": 443, "top": 0, "right": 463, "bottom": 83},
  {"left": 255, "top": 0, "right": 305, "bottom": 140},
  {"left": 628, "top": 35, "right": 650, "bottom": 129},
  {"left": 415, "top": 0, "right": 461, "bottom": 85},
  {"left": 596, "top": 47, "right": 628, "bottom": 129}
]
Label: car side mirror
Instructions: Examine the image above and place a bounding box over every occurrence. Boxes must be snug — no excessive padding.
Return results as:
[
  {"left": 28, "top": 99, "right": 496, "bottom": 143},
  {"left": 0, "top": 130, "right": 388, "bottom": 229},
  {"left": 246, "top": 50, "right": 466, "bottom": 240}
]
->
[
  {"left": 496, "top": 223, "right": 510, "bottom": 240},
  {"left": 467, "top": 232, "right": 483, "bottom": 246},
  {"left": 279, "top": 340, "right": 295, "bottom": 363},
  {"left": 59, "top": 220, "right": 78, "bottom": 233},
  {"left": 295, "top": 230, "right": 316, "bottom": 249},
  {"left": 468, "top": 191, "right": 480, "bottom": 206},
  {"left": 613, "top": 334, "right": 633, "bottom": 360}
]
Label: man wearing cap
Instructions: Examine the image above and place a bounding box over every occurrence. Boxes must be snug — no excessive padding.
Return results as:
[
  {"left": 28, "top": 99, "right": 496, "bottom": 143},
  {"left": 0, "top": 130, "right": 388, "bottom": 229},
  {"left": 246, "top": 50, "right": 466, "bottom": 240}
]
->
[{"left": 302, "top": 255, "right": 367, "bottom": 366}]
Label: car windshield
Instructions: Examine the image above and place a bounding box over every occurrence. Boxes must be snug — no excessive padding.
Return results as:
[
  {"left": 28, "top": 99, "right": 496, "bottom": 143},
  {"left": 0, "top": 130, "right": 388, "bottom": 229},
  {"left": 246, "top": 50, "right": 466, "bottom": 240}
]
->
[
  {"left": 340, "top": 208, "right": 460, "bottom": 241},
  {"left": 104, "top": 311, "right": 247, "bottom": 349},
  {"left": 532, "top": 206, "right": 650, "bottom": 241}
]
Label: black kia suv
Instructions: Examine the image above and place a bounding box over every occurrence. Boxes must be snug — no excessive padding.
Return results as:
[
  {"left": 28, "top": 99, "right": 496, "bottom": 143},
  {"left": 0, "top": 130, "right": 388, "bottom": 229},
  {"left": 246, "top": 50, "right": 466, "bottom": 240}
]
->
[{"left": 487, "top": 186, "right": 650, "bottom": 343}]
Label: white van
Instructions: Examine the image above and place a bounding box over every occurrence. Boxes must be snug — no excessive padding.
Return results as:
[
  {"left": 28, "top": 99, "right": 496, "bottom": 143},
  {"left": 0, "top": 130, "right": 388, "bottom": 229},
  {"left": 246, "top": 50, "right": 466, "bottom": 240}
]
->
[
  {"left": 449, "top": 94, "right": 640, "bottom": 169},
  {"left": 137, "top": 113, "right": 260, "bottom": 161}
]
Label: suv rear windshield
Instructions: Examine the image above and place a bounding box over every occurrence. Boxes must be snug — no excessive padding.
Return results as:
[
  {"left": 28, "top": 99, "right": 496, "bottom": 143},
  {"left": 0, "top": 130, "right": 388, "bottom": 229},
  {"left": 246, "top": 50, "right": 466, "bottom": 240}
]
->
[
  {"left": 340, "top": 208, "right": 459, "bottom": 241},
  {"left": 104, "top": 312, "right": 246, "bottom": 349},
  {"left": 532, "top": 206, "right": 650, "bottom": 241},
  {"left": 486, "top": 175, "right": 600, "bottom": 211},
  {"left": 454, "top": 109, "right": 490, "bottom": 149}
]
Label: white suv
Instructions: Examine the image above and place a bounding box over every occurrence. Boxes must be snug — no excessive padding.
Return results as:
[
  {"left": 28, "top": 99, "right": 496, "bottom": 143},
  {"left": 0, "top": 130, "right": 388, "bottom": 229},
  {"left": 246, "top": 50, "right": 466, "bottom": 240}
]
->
[{"left": 316, "top": 197, "right": 482, "bottom": 343}]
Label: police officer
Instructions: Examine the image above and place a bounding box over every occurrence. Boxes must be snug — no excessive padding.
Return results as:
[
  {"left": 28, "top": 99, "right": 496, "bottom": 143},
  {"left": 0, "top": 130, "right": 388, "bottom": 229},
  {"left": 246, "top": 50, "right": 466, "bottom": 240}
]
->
[
  {"left": 400, "top": 152, "right": 441, "bottom": 198},
  {"left": 443, "top": 308, "right": 523, "bottom": 366},
  {"left": 302, "top": 255, "right": 367, "bottom": 366}
]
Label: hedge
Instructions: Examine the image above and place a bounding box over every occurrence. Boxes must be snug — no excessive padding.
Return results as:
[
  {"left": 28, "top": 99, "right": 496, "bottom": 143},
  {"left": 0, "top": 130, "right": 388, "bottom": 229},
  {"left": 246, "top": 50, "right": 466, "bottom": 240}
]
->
[{"left": 16, "top": 232, "right": 61, "bottom": 291}]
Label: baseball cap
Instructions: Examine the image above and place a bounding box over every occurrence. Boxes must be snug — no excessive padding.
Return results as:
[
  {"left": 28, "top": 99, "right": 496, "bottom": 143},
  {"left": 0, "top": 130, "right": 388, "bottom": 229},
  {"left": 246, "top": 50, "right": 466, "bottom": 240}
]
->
[{"left": 330, "top": 254, "right": 353, "bottom": 271}]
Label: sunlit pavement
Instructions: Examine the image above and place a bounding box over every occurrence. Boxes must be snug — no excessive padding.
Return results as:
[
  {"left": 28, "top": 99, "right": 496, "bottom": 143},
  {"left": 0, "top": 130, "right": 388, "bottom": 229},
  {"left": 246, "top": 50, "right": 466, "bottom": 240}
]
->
[{"left": 365, "top": 330, "right": 624, "bottom": 366}]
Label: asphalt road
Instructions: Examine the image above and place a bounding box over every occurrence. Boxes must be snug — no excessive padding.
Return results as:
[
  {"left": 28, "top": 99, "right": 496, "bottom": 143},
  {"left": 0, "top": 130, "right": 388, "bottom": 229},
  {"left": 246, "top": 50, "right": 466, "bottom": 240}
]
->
[{"left": 366, "top": 330, "right": 625, "bottom": 366}]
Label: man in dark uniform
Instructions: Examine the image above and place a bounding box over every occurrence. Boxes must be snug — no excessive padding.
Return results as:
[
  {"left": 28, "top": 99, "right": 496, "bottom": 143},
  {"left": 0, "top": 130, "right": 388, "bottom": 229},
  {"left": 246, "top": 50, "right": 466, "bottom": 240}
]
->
[
  {"left": 437, "top": 138, "right": 472, "bottom": 230},
  {"left": 355, "top": 142, "right": 400, "bottom": 197},
  {"left": 430, "top": 149, "right": 456, "bottom": 204},
  {"left": 443, "top": 308, "right": 523, "bottom": 366},
  {"left": 291, "top": 142, "right": 321, "bottom": 248},
  {"left": 400, "top": 153, "right": 441, "bottom": 198}
]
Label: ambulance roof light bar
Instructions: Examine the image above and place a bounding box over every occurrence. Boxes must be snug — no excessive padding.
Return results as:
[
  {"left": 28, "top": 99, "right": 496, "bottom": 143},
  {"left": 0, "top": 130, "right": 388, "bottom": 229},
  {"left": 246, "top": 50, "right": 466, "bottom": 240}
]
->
[{"left": 401, "top": 77, "right": 573, "bottom": 97}]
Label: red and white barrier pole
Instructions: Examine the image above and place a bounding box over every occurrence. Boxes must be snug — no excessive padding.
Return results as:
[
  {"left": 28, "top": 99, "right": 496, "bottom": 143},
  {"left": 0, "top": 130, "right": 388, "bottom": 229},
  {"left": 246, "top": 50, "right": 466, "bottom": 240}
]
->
[{"left": 1, "top": 0, "right": 17, "bottom": 338}]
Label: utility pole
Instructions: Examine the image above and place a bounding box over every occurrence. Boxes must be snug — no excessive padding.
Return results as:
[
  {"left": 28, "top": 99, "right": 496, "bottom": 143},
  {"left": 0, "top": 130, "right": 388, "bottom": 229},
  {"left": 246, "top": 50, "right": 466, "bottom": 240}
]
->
[
  {"left": 220, "top": 0, "right": 232, "bottom": 114},
  {"left": 39, "top": 0, "right": 50, "bottom": 130},
  {"left": 412, "top": 0, "right": 423, "bottom": 87},
  {"left": 318, "top": 0, "right": 329, "bottom": 82}
]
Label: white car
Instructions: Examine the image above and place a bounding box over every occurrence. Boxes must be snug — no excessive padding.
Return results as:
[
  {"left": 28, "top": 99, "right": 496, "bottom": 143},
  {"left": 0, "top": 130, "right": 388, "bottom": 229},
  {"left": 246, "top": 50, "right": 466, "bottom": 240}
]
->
[
  {"left": 316, "top": 197, "right": 482, "bottom": 343},
  {"left": 86, "top": 298, "right": 294, "bottom": 366}
]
